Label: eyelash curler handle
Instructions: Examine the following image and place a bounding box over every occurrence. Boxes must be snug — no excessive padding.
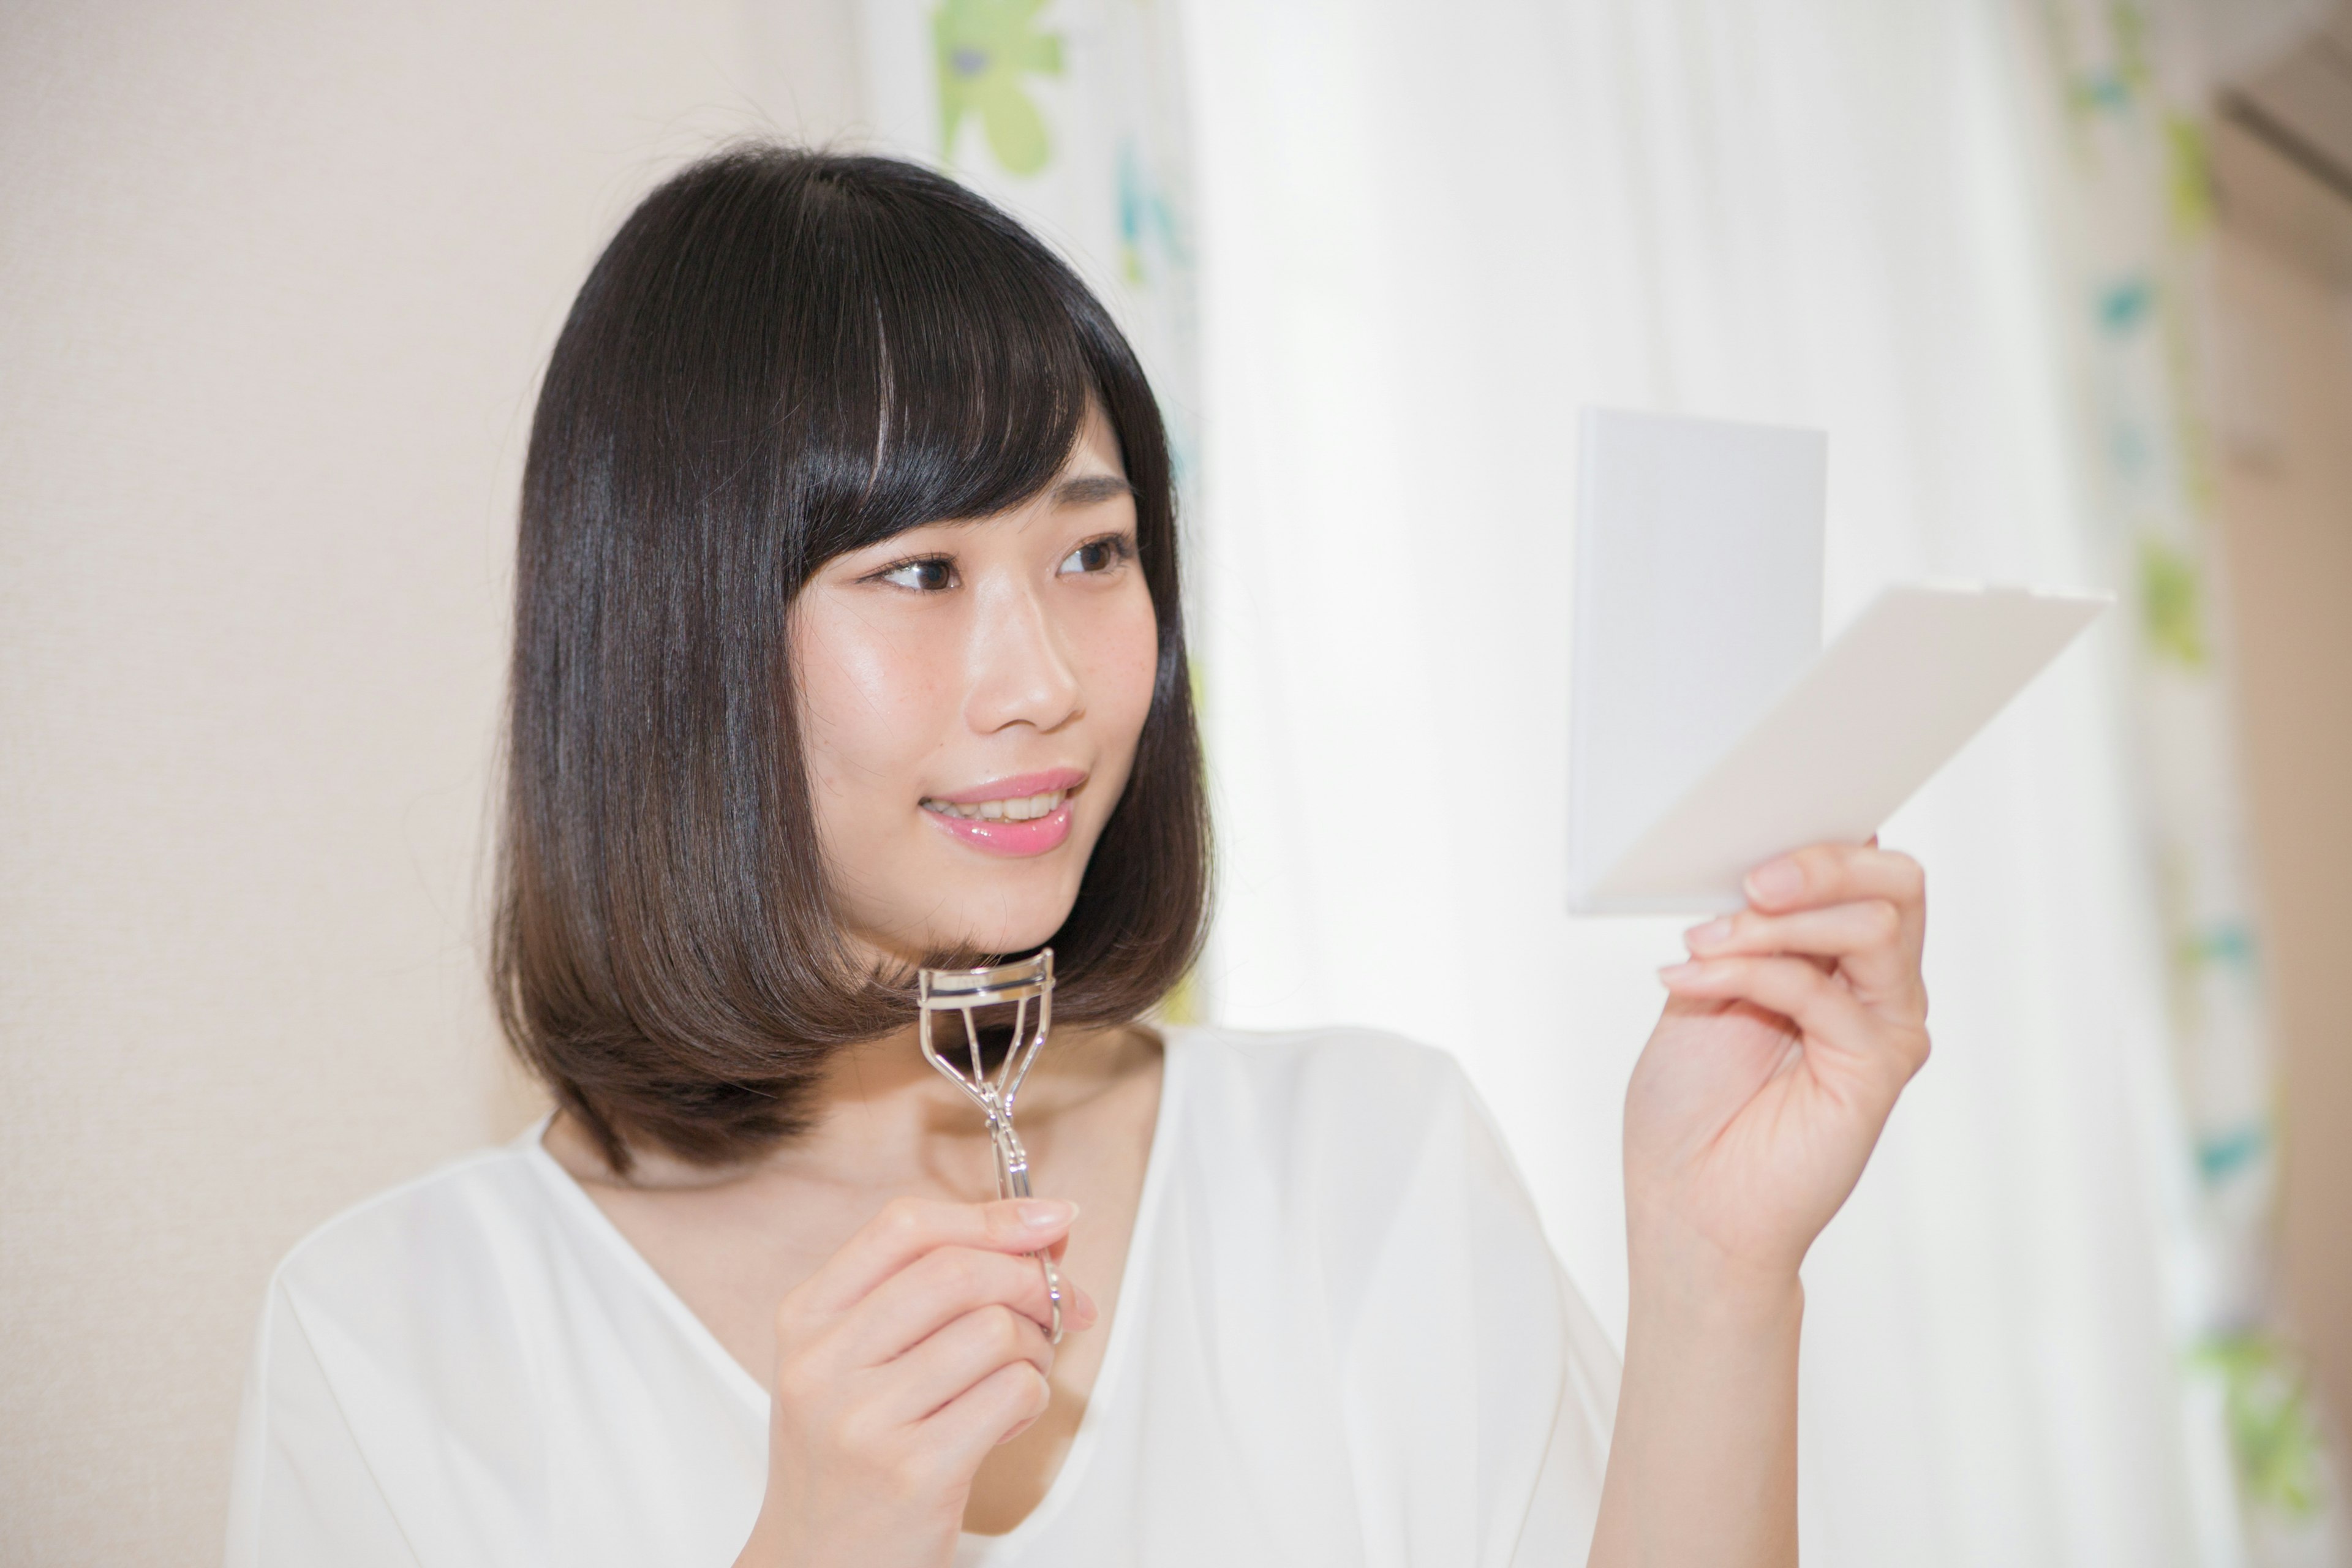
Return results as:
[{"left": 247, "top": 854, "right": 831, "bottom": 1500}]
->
[{"left": 916, "top": 951, "right": 1064, "bottom": 1344}]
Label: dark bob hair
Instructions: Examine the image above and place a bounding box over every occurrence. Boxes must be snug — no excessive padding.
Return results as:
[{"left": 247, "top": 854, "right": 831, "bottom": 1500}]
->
[{"left": 492, "top": 143, "right": 1211, "bottom": 1172}]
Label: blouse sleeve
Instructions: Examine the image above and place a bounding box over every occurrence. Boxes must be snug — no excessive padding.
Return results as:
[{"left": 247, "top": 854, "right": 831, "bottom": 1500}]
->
[
  {"left": 224, "top": 1281, "right": 423, "bottom": 1568},
  {"left": 1322, "top": 1041, "right": 1621, "bottom": 1568},
  {"left": 1509, "top": 1266, "right": 1623, "bottom": 1567}
]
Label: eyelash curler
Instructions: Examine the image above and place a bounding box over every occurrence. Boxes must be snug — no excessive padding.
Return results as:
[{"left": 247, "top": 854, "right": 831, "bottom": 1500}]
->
[{"left": 916, "top": 948, "right": 1064, "bottom": 1344}]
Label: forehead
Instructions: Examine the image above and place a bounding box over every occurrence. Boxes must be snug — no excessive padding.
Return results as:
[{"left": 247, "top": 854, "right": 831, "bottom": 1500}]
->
[{"left": 1063, "top": 401, "right": 1126, "bottom": 478}]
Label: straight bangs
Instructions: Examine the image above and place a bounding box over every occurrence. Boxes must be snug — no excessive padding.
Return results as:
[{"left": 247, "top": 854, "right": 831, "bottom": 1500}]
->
[
  {"left": 794, "top": 184, "right": 1100, "bottom": 565},
  {"left": 496, "top": 145, "right": 1208, "bottom": 1172}
]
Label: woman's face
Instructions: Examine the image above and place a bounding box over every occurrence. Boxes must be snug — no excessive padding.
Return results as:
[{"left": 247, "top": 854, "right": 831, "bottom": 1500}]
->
[{"left": 792, "top": 405, "right": 1159, "bottom": 967}]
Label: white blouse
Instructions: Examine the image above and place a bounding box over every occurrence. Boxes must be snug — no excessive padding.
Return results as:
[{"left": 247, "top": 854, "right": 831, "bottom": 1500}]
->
[{"left": 225, "top": 1025, "right": 1621, "bottom": 1567}]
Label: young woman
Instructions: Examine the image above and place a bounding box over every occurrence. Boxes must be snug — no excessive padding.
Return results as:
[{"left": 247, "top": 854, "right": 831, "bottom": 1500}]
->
[{"left": 225, "top": 145, "right": 1931, "bottom": 1568}]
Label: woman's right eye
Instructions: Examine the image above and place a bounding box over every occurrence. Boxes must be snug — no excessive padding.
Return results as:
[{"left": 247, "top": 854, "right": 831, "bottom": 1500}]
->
[{"left": 875, "top": 557, "right": 957, "bottom": 592}]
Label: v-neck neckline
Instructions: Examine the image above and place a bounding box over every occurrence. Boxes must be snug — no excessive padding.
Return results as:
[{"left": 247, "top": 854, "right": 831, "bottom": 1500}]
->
[{"left": 519, "top": 1025, "right": 1194, "bottom": 1555}]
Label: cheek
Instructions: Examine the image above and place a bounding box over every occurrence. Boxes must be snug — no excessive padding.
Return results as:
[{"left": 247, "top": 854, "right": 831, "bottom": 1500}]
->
[
  {"left": 1090, "top": 587, "right": 1162, "bottom": 756},
  {"left": 791, "top": 600, "right": 954, "bottom": 826}
]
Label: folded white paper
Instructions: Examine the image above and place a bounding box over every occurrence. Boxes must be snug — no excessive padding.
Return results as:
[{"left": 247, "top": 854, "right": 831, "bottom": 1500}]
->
[
  {"left": 1566, "top": 405, "right": 2109, "bottom": 914},
  {"left": 1569, "top": 581, "right": 2109, "bottom": 913}
]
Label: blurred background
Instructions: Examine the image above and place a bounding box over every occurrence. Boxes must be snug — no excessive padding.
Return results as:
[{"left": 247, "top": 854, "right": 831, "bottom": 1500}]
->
[{"left": 3, "top": 1, "right": 2349, "bottom": 1563}]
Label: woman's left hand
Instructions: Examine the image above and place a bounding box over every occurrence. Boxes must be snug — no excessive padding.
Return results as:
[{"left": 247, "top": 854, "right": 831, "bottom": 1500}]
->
[{"left": 1623, "top": 840, "right": 1932, "bottom": 1295}]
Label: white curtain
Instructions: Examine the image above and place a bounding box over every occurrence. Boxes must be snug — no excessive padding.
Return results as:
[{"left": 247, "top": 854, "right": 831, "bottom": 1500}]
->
[{"left": 1181, "top": 1, "right": 2229, "bottom": 1563}]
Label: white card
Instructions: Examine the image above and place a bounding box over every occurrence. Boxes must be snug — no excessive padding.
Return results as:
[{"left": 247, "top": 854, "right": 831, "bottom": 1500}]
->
[
  {"left": 1572, "top": 581, "right": 2111, "bottom": 912},
  {"left": 1568, "top": 407, "right": 1827, "bottom": 906}
]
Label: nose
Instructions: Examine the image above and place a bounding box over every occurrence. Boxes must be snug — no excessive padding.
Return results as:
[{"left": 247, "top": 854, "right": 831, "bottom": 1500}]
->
[{"left": 963, "top": 570, "right": 1083, "bottom": 736}]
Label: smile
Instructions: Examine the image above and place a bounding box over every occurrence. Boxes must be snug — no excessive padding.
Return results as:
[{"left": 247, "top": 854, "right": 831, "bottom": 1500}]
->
[
  {"left": 921, "top": 788, "right": 1070, "bottom": 821},
  {"left": 919, "top": 770, "right": 1087, "bottom": 858}
]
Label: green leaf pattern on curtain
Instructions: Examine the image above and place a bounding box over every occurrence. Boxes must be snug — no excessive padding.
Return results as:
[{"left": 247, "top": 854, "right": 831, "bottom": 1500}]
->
[
  {"left": 2032, "top": 0, "right": 2339, "bottom": 1547},
  {"left": 933, "top": 0, "right": 1065, "bottom": 175}
]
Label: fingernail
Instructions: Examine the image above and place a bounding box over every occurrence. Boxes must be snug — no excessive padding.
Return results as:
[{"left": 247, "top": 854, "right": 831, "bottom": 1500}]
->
[
  {"left": 1746, "top": 859, "right": 1803, "bottom": 905},
  {"left": 1018, "top": 1199, "right": 1077, "bottom": 1229},
  {"left": 1684, "top": 918, "right": 1733, "bottom": 952},
  {"left": 1657, "top": 960, "right": 1702, "bottom": 984}
]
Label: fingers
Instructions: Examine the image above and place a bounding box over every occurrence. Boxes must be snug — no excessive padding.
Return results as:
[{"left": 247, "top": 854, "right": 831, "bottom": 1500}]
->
[
  {"left": 1659, "top": 953, "right": 1865, "bottom": 1041},
  {"left": 842, "top": 1245, "right": 1095, "bottom": 1366},
  {"left": 760, "top": 1197, "right": 1093, "bottom": 1532},
  {"left": 878, "top": 1303, "right": 1055, "bottom": 1426},
  {"left": 922, "top": 1360, "right": 1055, "bottom": 1470},
  {"left": 1740, "top": 842, "right": 1927, "bottom": 1002},
  {"left": 1659, "top": 954, "right": 1931, "bottom": 1084},
  {"left": 769, "top": 1317, "right": 1052, "bottom": 1519},
  {"left": 1687, "top": 900, "right": 1898, "bottom": 959},
  {"left": 794, "top": 1196, "right": 1076, "bottom": 1321},
  {"left": 1683, "top": 900, "right": 1922, "bottom": 1014},
  {"left": 1743, "top": 843, "right": 1926, "bottom": 928}
]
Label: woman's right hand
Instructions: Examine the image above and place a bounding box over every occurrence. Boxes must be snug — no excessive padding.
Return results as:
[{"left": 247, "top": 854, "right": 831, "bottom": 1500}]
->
[{"left": 731, "top": 1196, "right": 1096, "bottom": 1568}]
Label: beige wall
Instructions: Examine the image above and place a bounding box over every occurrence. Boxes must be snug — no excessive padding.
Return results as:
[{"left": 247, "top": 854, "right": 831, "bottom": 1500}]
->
[
  {"left": 0, "top": 4, "right": 856, "bottom": 1561},
  {"left": 2208, "top": 224, "right": 2352, "bottom": 1453}
]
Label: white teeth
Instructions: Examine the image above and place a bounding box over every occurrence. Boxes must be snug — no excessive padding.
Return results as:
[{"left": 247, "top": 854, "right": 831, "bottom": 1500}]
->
[{"left": 924, "top": 789, "right": 1069, "bottom": 822}]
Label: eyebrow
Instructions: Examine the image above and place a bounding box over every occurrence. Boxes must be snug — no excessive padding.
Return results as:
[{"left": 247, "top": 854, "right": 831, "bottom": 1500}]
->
[{"left": 1053, "top": 473, "right": 1136, "bottom": 508}]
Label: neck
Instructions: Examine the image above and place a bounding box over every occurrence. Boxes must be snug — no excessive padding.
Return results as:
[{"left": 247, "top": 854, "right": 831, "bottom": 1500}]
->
[{"left": 551, "top": 1020, "right": 1157, "bottom": 1195}]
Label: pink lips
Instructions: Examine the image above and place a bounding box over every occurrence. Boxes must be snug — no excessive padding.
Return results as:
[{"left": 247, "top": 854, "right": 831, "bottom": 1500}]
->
[
  {"left": 922, "top": 768, "right": 1087, "bottom": 859},
  {"left": 928, "top": 804, "right": 1076, "bottom": 857}
]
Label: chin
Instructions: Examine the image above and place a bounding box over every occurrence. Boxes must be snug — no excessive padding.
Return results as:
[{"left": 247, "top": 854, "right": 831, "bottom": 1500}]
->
[
  {"left": 952, "top": 903, "right": 1076, "bottom": 960},
  {"left": 886, "top": 868, "right": 1080, "bottom": 964}
]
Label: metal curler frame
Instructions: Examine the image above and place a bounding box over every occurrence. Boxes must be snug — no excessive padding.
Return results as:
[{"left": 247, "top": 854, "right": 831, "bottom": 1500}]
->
[{"left": 915, "top": 948, "right": 1065, "bottom": 1344}]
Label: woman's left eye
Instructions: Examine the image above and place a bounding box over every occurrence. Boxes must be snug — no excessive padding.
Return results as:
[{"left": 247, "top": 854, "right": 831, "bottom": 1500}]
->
[{"left": 1058, "top": 535, "right": 1134, "bottom": 576}]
